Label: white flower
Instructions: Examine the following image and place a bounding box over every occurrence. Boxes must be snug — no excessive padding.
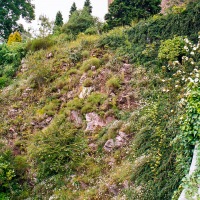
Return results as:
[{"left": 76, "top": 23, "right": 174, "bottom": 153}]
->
[
  {"left": 190, "top": 52, "right": 195, "bottom": 55},
  {"left": 191, "top": 61, "right": 195, "bottom": 65},
  {"left": 162, "top": 79, "right": 165, "bottom": 82},
  {"left": 193, "top": 47, "right": 197, "bottom": 51},
  {"left": 184, "top": 38, "right": 189, "bottom": 43},
  {"left": 175, "top": 85, "right": 179, "bottom": 88},
  {"left": 194, "top": 78, "right": 199, "bottom": 83},
  {"left": 196, "top": 73, "right": 199, "bottom": 78},
  {"left": 184, "top": 46, "right": 188, "bottom": 50}
]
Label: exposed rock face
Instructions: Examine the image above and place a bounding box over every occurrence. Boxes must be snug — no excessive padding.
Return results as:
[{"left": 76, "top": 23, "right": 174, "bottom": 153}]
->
[
  {"left": 85, "top": 112, "right": 106, "bottom": 131},
  {"left": 70, "top": 110, "right": 82, "bottom": 127},
  {"left": 79, "top": 87, "right": 94, "bottom": 99}
]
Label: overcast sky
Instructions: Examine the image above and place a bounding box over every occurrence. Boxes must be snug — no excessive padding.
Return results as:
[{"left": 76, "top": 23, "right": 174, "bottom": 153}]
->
[{"left": 20, "top": 0, "right": 108, "bottom": 30}]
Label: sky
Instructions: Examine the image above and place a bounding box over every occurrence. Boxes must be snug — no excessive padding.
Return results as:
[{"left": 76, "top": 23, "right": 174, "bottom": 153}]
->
[{"left": 19, "top": 0, "right": 108, "bottom": 30}]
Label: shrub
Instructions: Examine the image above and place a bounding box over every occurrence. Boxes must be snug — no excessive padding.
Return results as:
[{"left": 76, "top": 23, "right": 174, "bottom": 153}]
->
[
  {"left": 83, "top": 78, "right": 93, "bottom": 87},
  {"left": 7, "top": 31, "right": 22, "bottom": 45},
  {"left": 106, "top": 76, "right": 122, "bottom": 89},
  {"left": 28, "top": 114, "right": 86, "bottom": 180},
  {"left": 80, "top": 57, "right": 100, "bottom": 71},
  {"left": 26, "top": 37, "right": 54, "bottom": 52},
  {"left": 158, "top": 36, "right": 186, "bottom": 62}
]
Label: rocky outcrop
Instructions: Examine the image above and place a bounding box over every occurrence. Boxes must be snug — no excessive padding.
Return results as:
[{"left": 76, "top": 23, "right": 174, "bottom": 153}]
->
[
  {"left": 70, "top": 110, "right": 82, "bottom": 127},
  {"left": 85, "top": 112, "right": 106, "bottom": 131},
  {"left": 79, "top": 87, "right": 94, "bottom": 99}
]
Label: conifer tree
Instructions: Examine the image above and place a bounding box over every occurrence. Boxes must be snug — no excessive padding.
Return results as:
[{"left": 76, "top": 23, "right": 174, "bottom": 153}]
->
[
  {"left": 84, "top": 0, "right": 92, "bottom": 14},
  {"left": 55, "top": 11, "right": 63, "bottom": 27},
  {"left": 69, "top": 2, "right": 77, "bottom": 18}
]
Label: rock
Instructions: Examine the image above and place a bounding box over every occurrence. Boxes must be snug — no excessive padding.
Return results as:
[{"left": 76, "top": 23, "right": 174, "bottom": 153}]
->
[
  {"left": 70, "top": 110, "right": 82, "bottom": 127},
  {"left": 88, "top": 143, "right": 98, "bottom": 151},
  {"left": 79, "top": 73, "right": 87, "bottom": 84},
  {"left": 115, "top": 131, "right": 127, "bottom": 148},
  {"left": 79, "top": 87, "right": 94, "bottom": 99},
  {"left": 105, "top": 116, "right": 115, "bottom": 124},
  {"left": 103, "top": 139, "right": 115, "bottom": 152},
  {"left": 46, "top": 52, "right": 53, "bottom": 59},
  {"left": 91, "top": 65, "right": 96, "bottom": 71},
  {"left": 85, "top": 112, "right": 106, "bottom": 131}
]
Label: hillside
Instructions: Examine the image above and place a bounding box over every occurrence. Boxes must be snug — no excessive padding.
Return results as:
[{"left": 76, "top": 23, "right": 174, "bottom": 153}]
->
[{"left": 0, "top": 1, "right": 200, "bottom": 200}]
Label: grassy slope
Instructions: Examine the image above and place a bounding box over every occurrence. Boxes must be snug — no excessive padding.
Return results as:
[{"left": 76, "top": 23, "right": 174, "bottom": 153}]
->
[{"left": 0, "top": 2, "right": 200, "bottom": 200}]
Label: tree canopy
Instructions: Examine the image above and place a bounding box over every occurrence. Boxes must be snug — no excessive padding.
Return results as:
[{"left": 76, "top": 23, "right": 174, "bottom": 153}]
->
[
  {"left": 0, "top": 0, "right": 35, "bottom": 40},
  {"left": 105, "top": 0, "right": 161, "bottom": 28},
  {"left": 69, "top": 2, "right": 77, "bottom": 18},
  {"left": 55, "top": 11, "right": 63, "bottom": 27},
  {"left": 84, "top": 0, "right": 92, "bottom": 14}
]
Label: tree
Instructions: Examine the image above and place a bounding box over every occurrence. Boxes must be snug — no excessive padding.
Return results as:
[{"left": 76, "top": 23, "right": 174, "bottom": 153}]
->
[
  {"left": 62, "top": 8, "right": 95, "bottom": 36},
  {"left": 69, "top": 2, "right": 77, "bottom": 18},
  {"left": 0, "top": 0, "right": 35, "bottom": 41},
  {"left": 105, "top": 0, "right": 161, "bottom": 29},
  {"left": 7, "top": 31, "right": 22, "bottom": 45},
  {"left": 55, "top": 11, "right": 63, "bottom": 27},
  {"left": 38, "top": 15, "right": 54, "bottom": 37},
  {"left": 84, "top": 0, "right": 92, "bottom": 14}
]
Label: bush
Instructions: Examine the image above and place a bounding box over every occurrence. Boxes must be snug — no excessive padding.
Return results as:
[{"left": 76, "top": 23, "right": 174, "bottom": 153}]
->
[
  {"left": 7, "top": 31, "right": 22, "bottom": 45},
  {"left": 158, "top": 36, "right": 186, "bottom": 62},
  {"left": 26, "top": 37, "right": 54, "bottom": 52},
  {"left": 80, "top": 57, "right": 100, "bottom": 71},
  {"left": 28, "top": 114, "right": 86, "bottom": 179},
  {"left": 106, "top": 76, "right": 122, "bottom": 89}
]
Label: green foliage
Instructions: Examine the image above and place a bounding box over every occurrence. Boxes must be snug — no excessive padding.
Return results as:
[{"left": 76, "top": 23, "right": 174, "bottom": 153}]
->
[
  {"left": 84, "top": 0, "right": 92, "bottom": 14},
  {"left": 69, "top": 2, "right": 77, "bottom": 18},
  {"left": 0, "top": 0, "right": 35, "bottom": 40},
  {"left": 106, "top": 76, "right": 122, "bottom": 89},
  {"left": 97, "top": 28, "right": 129, "bottom": 50},
  {"left": 80, "top": 57, "right": 100, "bottom": 71},
  {"left": 158, "top": 36, "right": 186, "bottom": 62},
  {"left": 0, "top": 42, "right": 26, "bottom": 88},
  {"left": 26, "top": 37, "right": 54, "bottom": 52},
  {"left": 0, "top": 141, "right": 29, "bottom": 197},
  {"left": 28, "top": 114, "right": 86, "bottom": 180},
  {"left": 105, "top": 0, "right": 161, "bottom": 28},
  {"left": 127, "top": 1, "right": 200, "bottom": 45},
  {"left": 67, "top": 98, "right": 84, "bottom": 110},
  {"left": 54, "top": 11, "right": 63, "bottom": 27},
  {"left": 62, "top": 8, "right": 95, "bottom": 36},
  {"left": 81, "top": 92, "right": 107, "bottom": 113}
]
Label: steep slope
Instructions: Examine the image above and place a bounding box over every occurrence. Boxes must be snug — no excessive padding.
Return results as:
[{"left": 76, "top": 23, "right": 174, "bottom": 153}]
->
[{"left": 0, "top": 1, "right": 200, "bottom": 200}]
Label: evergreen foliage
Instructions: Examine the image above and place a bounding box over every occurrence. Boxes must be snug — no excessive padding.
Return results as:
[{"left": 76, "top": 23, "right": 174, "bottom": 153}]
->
[
  {"left": 105, "top": 0, "right": 161, "bottom": 28},
  {"left": 84, "top": 0, "right": 93, "bottom": 14},
  {"left": 69, "top": 2, "right": 77, "bottom": 18},
  {"left": 63, "top": 8, "right": 95, "bottom": 36},
  {"left": 0, "top": 0, "right": 35, "bottom": 40},
  {"left": 55, "top": 11, "right": 63, "bottom": 27}
]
